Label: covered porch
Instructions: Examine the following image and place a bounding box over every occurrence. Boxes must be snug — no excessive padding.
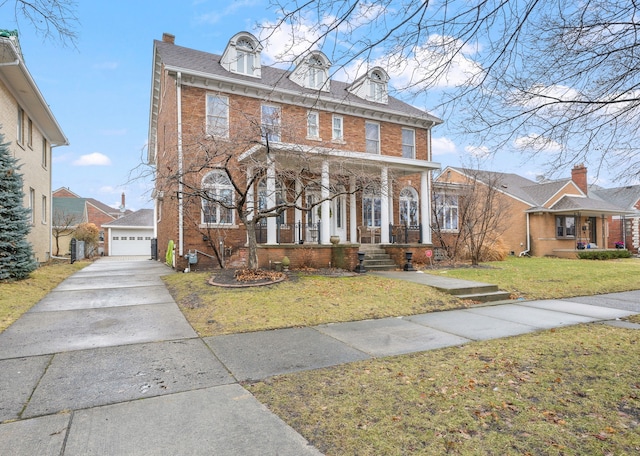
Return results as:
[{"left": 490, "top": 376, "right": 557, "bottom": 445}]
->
[{"left": 239, "top": 142, "right": 440, "bottom": 247}]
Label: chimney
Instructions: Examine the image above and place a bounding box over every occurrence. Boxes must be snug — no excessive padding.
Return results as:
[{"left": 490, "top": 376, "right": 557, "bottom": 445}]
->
[
  {"left": 162, "top": 33, "right": 175, "bottom": 44},
  {"left": 571, "top": 163, "right": 588, "bottom": 195}
]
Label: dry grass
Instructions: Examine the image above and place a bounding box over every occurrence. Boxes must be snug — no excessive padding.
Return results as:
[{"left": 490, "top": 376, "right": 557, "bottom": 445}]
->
[
  {"left": 0, "top": 260, "right": 88, "bottom": 333},
  {"left": 162, "top": 272, "right": 464, "bottom": 337},
  {"left": 427, "top": 256, "right": 640, "bottom": 300},
  {"left": 248, "top": 324, "right": 640, "bottom": 455}
]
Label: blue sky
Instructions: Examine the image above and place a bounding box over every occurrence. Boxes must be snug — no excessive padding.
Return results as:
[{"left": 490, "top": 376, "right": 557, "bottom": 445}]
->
[{"left": 3, "top": 0, "right": 618, "bottom": 211}]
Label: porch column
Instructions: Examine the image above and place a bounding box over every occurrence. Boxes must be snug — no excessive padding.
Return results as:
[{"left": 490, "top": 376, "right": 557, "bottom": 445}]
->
[
  {"left": 321, "top": 160, "right": 331, "bottom": 244},
  {"left": 245, "top": 166, "right": 254, "bottom": 221},
  {"left": 380, "top": 166, "right": 390, "bottom": 243},
  {"left": 349, "top": 175, "right": 357, "bottom": 243},
  {"left": 420, "top": 171, "right": 432, "bottom": 244},
  {"left": 266, "top": 156, "right": 277, "bottom": 244},
  {"left": 295, "top": 179, "right": 302, "bottom": 243}
]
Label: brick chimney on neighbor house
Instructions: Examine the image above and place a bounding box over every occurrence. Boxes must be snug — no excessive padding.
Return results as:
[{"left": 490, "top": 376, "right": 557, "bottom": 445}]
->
[
  {"left": 162, "top": 33, "right": 175, "bottom": 44},
  {"left": 571, "top": 163, "right": 588, "bottom": 195}
]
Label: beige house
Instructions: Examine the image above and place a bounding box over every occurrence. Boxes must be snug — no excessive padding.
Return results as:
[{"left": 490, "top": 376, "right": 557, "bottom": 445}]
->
[
  {"left": 433, "top": 165, "right": 630, "bottom": 258},
  {"left": 0, "top": 31, "right": 68, "bottom": 263}
]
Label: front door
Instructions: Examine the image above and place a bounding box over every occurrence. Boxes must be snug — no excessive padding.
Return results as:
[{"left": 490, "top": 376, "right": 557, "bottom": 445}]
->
[
  {"left": 305, "top": 193, "right": 319, "bottom": 243},
  {"left": 332, "top": 194, "right": 346, "bottom": 241},
  {"left": 589, "top": 217, "right": 597, "bottom": 244}
]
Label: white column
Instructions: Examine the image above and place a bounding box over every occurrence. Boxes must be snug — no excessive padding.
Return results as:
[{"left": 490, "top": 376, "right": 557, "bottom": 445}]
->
[
  {"left": 245, "top": 166, "right": 254, "bottom": 221},
  {"left": 266, "top": 156, "right": 277, "bottom": 244},
  {"left": 380, "top": 166, "right": 389, "bottom": 243},
  {"left": 349, "top": 175, "right": 357, "bottom": 243},
  {"left": 420, "top": 171, "right": 432, "bottom": 244},
  {"left": 295, "top": 179, "right": 302, "bottom": 243},
  {"left": 321, "top": 160, "right": 331, "bottom": 244}
]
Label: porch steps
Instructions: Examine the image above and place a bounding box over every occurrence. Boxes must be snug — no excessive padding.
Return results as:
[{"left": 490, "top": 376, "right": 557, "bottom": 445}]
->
[{"left": 359, "top": 245, "right": 397, "bottom": 271}]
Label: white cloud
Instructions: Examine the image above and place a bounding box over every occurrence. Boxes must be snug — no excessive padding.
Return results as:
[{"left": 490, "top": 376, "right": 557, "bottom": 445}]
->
[
  {"left": 197, "top": 0, "right": 260, "bottom": 25},
  {"left": 432, "top": 137, "right": 457, "bottom": 156},
  {"left": 464, "top": 145, "right": 491, "bottom": 158},
  {"left": 73, "top": 152, "right": 112, "bottom": 166},
  {"left": 513, "top": 134, "right": 562, "bottom": 153}
]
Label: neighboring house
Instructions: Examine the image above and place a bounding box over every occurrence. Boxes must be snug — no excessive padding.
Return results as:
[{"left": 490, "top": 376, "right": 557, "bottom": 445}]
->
[
  {"left": 52, "top": 188, "right": 132, "bottom": 255},
  {"left": 102, "top": 209, "right": 154, "bottom": 256},
  {"left": 0, "top": 30, "right": 68, "bottom": 263},
  {"left": 148, "top": 32, "right": 442, "bottom": 270},
  {"left": 433, "top": 164, "right": 630, "bottom": 258},
  {"left": 51, "top": 195, "right": 86, "bottom": 256},
  {"left": 590, "top": 185, "right": 640, "bottom": 252}
]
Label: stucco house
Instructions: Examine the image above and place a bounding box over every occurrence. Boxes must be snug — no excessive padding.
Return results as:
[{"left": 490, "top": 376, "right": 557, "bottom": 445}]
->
[
  {"left": 433, "top": 164, "right": 630, "bottom": 258},
  {"left": 0, "top": 31, "right": 68, "bottom": 263},
  {"left": 148, "top": 32, "right": 442, "bottom": 270}
]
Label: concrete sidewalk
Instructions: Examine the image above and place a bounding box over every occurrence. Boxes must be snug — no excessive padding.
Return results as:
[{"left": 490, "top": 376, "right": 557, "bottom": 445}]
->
[{"left": 0, "top": 259, "right": 638, "bottom": 455}]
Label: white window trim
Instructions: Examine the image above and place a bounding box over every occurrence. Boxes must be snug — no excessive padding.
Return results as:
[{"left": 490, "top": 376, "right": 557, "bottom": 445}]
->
[
  {"left": 365, "top": 121, "right": 380, "bottom": 154},
  {"left": 261, "top": 104, "right": 282, "bottom": 143},
  {"left": 307, "top": 111, "right": 320, "bottom": 140},
  {"left": 399, "top": 186, "right": 419, "bottom": 226},
  {"left": 402, "top": 128, "right": 415, "bottom": 159},
  {"left": 332, "top": 115, "right": 344, "bottom": 142},
  {"left": 206, "top": 94, "right": 229, "bottom": 138},
  {"left": 201, "top": 170, "right": 235, "bottom": 226}
]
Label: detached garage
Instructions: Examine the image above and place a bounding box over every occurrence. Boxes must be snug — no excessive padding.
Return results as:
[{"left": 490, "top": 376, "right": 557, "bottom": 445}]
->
[{"left": 103, "top": 209, "right": 154, "bottom": 256}]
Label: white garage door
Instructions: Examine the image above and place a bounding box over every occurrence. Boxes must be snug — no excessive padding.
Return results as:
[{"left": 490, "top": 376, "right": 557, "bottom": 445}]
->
[{"left": 111, "top": 229, "right": 153, "bottom": 256}]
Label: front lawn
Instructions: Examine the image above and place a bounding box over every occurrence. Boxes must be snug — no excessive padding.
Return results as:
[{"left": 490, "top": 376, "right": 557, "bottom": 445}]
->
[{"left": 426, "top": 256, "right": 640, "bottom": 300}]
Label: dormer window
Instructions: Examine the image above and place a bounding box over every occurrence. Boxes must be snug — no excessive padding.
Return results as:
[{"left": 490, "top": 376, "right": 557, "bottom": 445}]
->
[
  {"left": 370, "top": 70, "right": 385, "bottom": 102},
  {"left": 220, "top": 32, "right": 262, "bottom": 78},
  {"left": 236, "top": 38, "right": 254, "bottom": 75},
  {"left": 347, "top": 67, "right": 389, "bottom": 104},
  {"left": 289, "top": 51, "right": 331, "bottom": 91}
]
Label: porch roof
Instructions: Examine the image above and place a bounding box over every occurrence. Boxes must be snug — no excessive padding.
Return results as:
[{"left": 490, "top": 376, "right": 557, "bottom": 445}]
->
[
  {"left": 238, "top": 142, "right": 440, "bottom": 176},
  {"left": 526, "top": 195, "right": 631, "bottom": 216}
]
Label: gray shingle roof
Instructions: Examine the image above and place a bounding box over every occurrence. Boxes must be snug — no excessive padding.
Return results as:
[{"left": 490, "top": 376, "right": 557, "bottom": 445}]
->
[
  {"left": 154, "top": 40, "right": 442, "bottom": 124},
  {"left": 550, "top": 195, "right": 626, "bottom": 213},
  {"left": 103, "top": 209, "right": 153, "bottom": 228},
  {"left": 590, "top": 185, "right": 640, "bottom": 211}
]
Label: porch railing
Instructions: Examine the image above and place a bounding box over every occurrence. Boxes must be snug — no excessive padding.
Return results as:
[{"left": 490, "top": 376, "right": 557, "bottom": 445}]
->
[
  {"left": 256, "top": 221, "right": 322, "bottom": 244},
  {"left": 389, "top": 224, "right": 422, "bottom": 244}
]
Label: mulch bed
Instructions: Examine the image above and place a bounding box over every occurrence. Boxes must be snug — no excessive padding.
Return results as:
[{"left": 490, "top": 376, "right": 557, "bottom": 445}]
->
[{"left": 208, "top": 268, "right": 356, "bottom": 288}]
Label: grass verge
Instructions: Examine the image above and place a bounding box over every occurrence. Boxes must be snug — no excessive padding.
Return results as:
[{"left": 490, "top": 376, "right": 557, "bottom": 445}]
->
[
  {"left": 248, "top": 324, "right": 640, "bottom": 455},
  {"left": 162, "top": 272, "right": 463, "bottom": 337},
  {"left": 427, "top": 256, "right": 640, "bottom": 300},
  {"left": 0, "top": 260, "right": 88, "bottom": 333}
]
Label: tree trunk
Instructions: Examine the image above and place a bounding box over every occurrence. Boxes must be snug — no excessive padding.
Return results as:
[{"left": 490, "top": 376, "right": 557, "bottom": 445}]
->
[{"left": 244, "top": 218, "right": 259, "bottom": 270}]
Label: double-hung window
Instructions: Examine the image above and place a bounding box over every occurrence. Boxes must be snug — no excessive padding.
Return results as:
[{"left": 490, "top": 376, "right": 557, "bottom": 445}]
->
[
  {"left": 28, "top": 188, "right": 35, "bottom": 225},
  {"left": 17, "top": 107, "right": 24, "bottom": 145},
  {"left": 308, "top": 57, "right": 325, "bottom": 89},
  {"left": 236, "top": 38, "right": 255, "bottom": 75},
  {"left": 307, "top": 111, "right": 319, "bottom": 139},
  {"left": 402, "top": 128, "right": 415, "bottom": 158},
  {"left": 202, "top": 170, "right": 234, "bottom": 225},
  {"left": 365, "top": 122, "right": 380, "bottom": 154},
  {"left": 332, "top": 115, "right": 343, "bottom": 141},
  {"left": 363, "top": 185, "right": 381, "bottom": 227},
  {"left": 261, "top": 105, "right": 281, "bottom": 143},
  {"left": 434, "top": 193, "right": 459, "bottom": 231},
  {"left": 206, "top": 94, "right": 229, "bottom": 137},
  {"left": 556, "top": 215, "right": 576, "bottom": 238}
]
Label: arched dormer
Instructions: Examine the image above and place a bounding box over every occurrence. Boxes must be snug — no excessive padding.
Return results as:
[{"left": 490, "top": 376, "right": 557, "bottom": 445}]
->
[
  {"left": 289, "top": 50, "right": 331, "bottom": 91},
  {"left": 347, "top": 67, "right": 389, "bottom": 104},
  {"left": 220, "top": 32, "right": 263, "bottom": 78}
]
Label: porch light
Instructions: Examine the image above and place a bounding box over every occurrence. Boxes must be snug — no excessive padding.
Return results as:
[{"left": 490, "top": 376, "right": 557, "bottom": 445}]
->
[
  {"left": 355, "top": 251, "right": 366, "bottom": 273},
  {"left": 403, "top": 251, "right": 415, "bottom": 271}
]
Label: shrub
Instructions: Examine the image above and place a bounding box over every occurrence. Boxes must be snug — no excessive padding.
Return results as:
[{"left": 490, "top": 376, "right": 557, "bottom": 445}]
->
[{"left": 577, "top": 250, "right": 631, "bottom": 260}]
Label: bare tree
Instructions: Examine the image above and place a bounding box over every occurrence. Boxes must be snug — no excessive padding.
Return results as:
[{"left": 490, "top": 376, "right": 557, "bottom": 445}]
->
[
  {"left": 266, "top": 1, "right": 640, "bottom": 180},
  {"left": 432, "top": 167, "right": 510, "bottom": 265},
  {"left": 155, "top": 115, "right": 370, "bottom": 271},
  {"left": 1, "top": 0, "right": 78, "bottom": 45},
  {"left": 51, "top": 206, "right": 79, "bottom": 256}
]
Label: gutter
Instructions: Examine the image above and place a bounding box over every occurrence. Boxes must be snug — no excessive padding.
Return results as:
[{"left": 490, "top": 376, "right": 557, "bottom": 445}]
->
[{"left": 177, "top": 71, "right": 184, "bottom": 257}]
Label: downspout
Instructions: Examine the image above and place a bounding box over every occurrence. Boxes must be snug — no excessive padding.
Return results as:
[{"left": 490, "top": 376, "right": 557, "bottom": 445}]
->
[
  {"left": 525, "top": 212, "right": 531, "bottom": 253},
  {"left": 177, "top": 72, "right": 184, "bottom": 258}
]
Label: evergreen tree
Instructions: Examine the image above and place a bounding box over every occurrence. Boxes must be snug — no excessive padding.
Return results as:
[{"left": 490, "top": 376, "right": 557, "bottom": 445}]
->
[{"left": 0, "top": 132, "right": 37, "bottom": 280}]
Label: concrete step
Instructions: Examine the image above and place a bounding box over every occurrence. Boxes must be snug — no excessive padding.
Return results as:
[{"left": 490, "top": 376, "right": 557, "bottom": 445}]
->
[
  {"left": 455, "top": 290, "right": 513, "bottom": 303},
  {"left": 363, "top": 263, "right": 397, "bottom": 271}
]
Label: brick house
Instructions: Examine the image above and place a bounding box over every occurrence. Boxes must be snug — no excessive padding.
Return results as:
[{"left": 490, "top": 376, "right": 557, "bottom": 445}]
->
[
  {"left": 52, "top": 188, "right": 131, "bottom": 256},
  {"left": 433, "top": 164, "right": 630, "bottom": 258},
  {"left": 1, "top": 31, "right": 68, "bottom": 263},
  {"left": 148, "top": 32, "right": 442, "bottom": 270}
]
